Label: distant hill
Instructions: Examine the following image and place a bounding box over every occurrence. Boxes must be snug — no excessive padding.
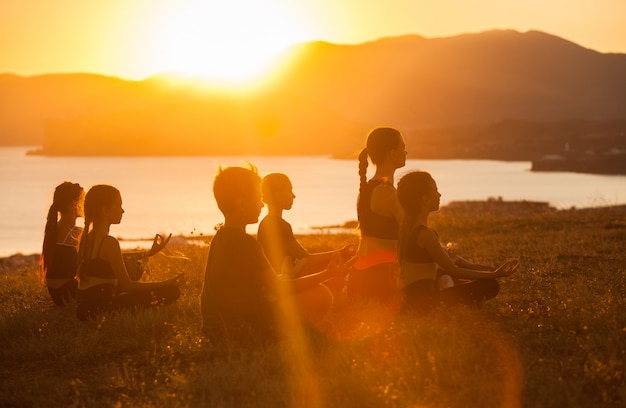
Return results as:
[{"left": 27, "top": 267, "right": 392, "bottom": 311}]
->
[{"left": 1, "top": 29, "right": 625, "bottom": 158}]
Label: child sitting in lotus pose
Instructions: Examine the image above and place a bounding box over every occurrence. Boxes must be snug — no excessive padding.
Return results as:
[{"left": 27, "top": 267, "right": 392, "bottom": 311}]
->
[
  {"left": 76, "top": 185, "right": 185, "bottom": 321},
  {"left": 257, "top": 172, "right": 355, "bottom": 281},
  {"left": 396, "top": 170, "right": 519, "bottom": 312},
  {"left": 41, "top": 182, "right": 85, "bottom": 305},
  {"left": 201, "top": 165, "right": 353, "bottom": 342}
]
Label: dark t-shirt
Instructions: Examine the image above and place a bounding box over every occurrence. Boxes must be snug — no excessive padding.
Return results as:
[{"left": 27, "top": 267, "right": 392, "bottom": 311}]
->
[
  {"left": 257, "top": 215, "right": 296, "bottom": 274},
  {"left": 200, "top": 227, "right": 282, "bottom": 335}
]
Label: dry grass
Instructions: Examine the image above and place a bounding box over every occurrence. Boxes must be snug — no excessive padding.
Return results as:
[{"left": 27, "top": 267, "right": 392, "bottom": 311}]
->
[{"left": 1, "top": 204, "right": 625, "bottom": 407}]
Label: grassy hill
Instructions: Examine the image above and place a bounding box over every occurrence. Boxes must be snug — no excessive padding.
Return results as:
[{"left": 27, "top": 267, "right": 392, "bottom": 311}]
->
[{"left": 1, "top": 203, "right": 625, "bottom": 407}]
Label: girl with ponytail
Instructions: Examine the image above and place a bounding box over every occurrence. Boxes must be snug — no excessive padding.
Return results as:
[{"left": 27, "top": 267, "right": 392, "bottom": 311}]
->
[
  {"left": 41, "top": 182, "right": 84, "bottom": 305},
  {"left": 76, "top": 184, "right": 185, "bottom": 321},
  {"left": 347, "top": 127, "right": 407, "bottom": 304}
]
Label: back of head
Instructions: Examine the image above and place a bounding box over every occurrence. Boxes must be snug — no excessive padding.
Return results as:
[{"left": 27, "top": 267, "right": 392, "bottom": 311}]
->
[
  {"left": 358, "top": 126, "right": 403, "bottom": 195},
  {"left": 261, "top": 173, "right": 290, "bottom": 204},
  {"left": 52, "top": 182, "right": 84, "bottom": 213},
  {"left": 213, "top": 164, "right": 261, "bottom": 214},
  {"left": 42, "top": 181, "right": 84, "bottom": 274}
]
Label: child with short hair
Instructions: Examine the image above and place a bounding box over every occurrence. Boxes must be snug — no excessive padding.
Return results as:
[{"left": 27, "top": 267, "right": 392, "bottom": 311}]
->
[{"left": 200, "top": 165, "right": 352, "bottom": 341}]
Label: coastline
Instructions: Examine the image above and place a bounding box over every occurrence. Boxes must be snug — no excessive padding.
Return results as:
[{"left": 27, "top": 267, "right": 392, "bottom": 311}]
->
[{"left": 4, "top": 200, "right": 624, "bottom": 263}]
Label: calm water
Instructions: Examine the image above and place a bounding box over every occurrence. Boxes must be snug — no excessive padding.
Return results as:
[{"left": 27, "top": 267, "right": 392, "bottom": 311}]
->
[{"left": 1, "top": 146, "right": 625, "bottom": 257}]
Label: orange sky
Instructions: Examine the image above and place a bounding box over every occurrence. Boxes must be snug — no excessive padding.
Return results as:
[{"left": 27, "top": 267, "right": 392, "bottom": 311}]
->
[{"left": 1, "top": 0, "right": 625, "bottom": 83}]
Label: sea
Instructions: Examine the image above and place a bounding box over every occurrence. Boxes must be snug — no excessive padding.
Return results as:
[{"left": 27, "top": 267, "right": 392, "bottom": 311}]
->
[{"left": 1, "top": 146, "right": 625, "bottom": 257}]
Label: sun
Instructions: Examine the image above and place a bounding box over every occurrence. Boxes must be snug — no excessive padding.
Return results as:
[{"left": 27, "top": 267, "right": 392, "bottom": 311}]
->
[{"left": 134, "top": 1, "right": 311, "bottom": 87}]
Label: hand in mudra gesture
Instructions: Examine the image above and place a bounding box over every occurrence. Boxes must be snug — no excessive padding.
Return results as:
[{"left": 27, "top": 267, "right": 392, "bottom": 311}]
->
[{"left": 148, "top": 233, "right": 172, "bottom": 256}]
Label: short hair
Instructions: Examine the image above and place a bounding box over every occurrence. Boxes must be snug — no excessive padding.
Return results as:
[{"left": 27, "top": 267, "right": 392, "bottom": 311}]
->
[
  {"left": 213, "top": 164, "right": 261, "bottom": 214},
  {"left": 261, "top": 173, "right": 291, "bottom": 204}
]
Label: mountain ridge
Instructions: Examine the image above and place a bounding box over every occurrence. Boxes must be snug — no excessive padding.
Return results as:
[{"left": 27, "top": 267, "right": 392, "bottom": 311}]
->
[{"left": 1, "top": 29, "right": 624, "bottom": 159}]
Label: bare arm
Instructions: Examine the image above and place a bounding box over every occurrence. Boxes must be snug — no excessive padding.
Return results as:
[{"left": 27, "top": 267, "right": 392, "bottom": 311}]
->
[
  {"left": 102, "top": 236, "right": 183, "bottom": 293},
  {"left": 285, "top": 239, "right": 309, "bottom": 260},
  {"left": 370, "top": 183, "right": 404, "bottom": 226},
  {"left": 420, "top": 229, "right": 513, "bottom": 280},
  {"left": 453, "top": 255, "right": 496, "bottom": 271},
  {"left": 123, "top": 233, "right": 172, "bottom": 261},
  {"left": 280, "top": 253, "right": 355, "bottom": 293},
  {"left": 289, "top": 240, "right": 356, "bottom": 275}
]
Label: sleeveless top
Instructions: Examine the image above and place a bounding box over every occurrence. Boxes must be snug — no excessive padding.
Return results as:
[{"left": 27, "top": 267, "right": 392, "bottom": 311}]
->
[
  {"left": 78, "top": 237, "right": 117, "bottom": 289},
  {"left": 397, "top": 225, "right": 438, "bottom": 288},
  {"left": 47, "top": 245, "right": 78, "bottom": 280},
  {"left": 46, "top": 226, "right": 80, "bottom": 283},
  {"left": 357, "top": 179, "right": 399, "bottom": 240}
]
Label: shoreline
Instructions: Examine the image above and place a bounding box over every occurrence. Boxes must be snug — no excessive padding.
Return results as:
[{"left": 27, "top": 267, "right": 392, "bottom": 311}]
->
[{"left": 4, "top": 201, "right": 625, "bottom": 262}]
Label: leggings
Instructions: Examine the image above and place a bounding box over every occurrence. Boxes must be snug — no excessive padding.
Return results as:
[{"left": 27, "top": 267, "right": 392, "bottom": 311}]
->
[
  {"left": 402, "top": 278, "right": 500, "bottom": 313},
  {"left": 77, "top": 284, "right": 181, "bottom": 321}
]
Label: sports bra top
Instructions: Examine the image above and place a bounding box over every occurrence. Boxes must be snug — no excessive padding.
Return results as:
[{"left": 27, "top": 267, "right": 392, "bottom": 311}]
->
[
  {"left": 81, "top": 237, "right": 115, "bottom": 280},
  {"left": 399, "top": 225, "right": 437, "bottom": 264},
  {"left": 357, "top": 179, "right": 399, "bottom": 240}
]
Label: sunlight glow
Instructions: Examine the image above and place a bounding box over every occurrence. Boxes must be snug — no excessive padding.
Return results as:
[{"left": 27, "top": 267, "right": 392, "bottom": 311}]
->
[{"left": 136, "top": 1, "right": 311, "bottom": 87}]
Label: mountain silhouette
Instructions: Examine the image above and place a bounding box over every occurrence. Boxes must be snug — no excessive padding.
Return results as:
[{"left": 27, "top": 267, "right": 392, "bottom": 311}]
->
[{"left": 1, "top": 29, "right": 624, "bottom": 158}]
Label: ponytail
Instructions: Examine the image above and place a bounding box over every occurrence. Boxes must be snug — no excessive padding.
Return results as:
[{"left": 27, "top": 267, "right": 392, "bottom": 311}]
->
[
  {"left": 40, "top": 203, "right": 59, "bottom": 281},
  {"left": 40, "top": 181, "right": 83, "bottom": 281}
]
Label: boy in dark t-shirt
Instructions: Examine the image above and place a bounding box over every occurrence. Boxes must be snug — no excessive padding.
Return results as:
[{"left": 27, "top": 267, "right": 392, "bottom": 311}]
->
[{"left": 200, "top": 166, "right": 353, "bottom": 342}]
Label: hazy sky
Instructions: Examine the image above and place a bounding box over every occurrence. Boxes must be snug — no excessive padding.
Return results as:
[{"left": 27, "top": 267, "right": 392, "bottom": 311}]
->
[{"left": 1, "top": 0, "right": 625, "bottom": 82}]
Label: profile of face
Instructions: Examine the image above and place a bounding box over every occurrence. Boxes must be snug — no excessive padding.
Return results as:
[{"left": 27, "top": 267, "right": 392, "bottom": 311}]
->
[
  {"left": 424, "top": 178, "right": 441, "bottom": 212},
  {"left": 390, "top": 137, "right": 407, "bottom": 169},
  {"left": 103, "top": 192, "right": 125, "bottom": 225},
  {"left": 262, "top": 173, "right": 295, "bottom": 211},
  {"left": 241, "top": 183, "right": 265, "bottom": 224},
  {"left": 274, "top": 179, "right": 295, "bottom": 211}
]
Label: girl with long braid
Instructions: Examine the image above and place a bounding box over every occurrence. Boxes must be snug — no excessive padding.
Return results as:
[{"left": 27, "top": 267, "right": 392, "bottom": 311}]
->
[
  {"left": 41, "top": 182, "right": 85, "bottom": 305},
  {"left": 396, "top": 170, "right": 518, "bottom": 312},
  {"left": 76, "top": 184, "right": 185, "bottom": 321},
  {"left": 347, "top": 127, "right": 407, "bottom": 303}
]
